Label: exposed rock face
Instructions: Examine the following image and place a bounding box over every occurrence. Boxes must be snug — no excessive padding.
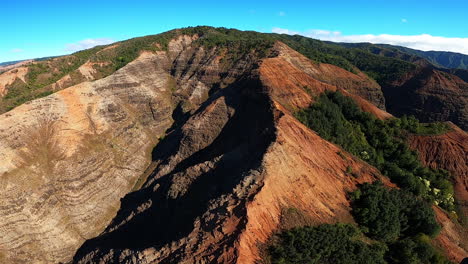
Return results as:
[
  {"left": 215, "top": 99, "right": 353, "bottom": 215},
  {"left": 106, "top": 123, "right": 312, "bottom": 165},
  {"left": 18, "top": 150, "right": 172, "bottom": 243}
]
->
[
  {"left": 434, "top": 207, "right": 468, "bottom": 263},
  {"left": 0, "top": 66, "right": 28, "bottom": 97},
  {"left": 72, "top": 59, "right": 389, "bottom": 264},
  {"left": 259, "top": 44, "right": 391, "bottom": 119},
  {"left": 0, "top": 35, "right": 246, "bottom": 264},
  {"left": 383, "top": 67, "right": 468, "bottom": 130},
  {"left": 408, "top": 124, "right": 468, "bottom": 221},
  {"left": 0, "top": 51, "right": 173, "bottom": 264},
  {"left": 408, "top": 124, "right": 468, "bottom": 262},
  {"left": 0, "top": 32, "right": 464, "bottom": 264},
  {"left": 272, "top": 42, "right": 386, "bottom": 109}
]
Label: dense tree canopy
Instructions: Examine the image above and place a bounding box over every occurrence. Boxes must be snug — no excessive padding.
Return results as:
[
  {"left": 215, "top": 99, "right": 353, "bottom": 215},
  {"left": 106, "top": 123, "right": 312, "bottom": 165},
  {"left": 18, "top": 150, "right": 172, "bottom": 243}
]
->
[
  {"left": 269, "top": 224, "right": 387, "bottom": 264},
  {"left": 295, "top": 91, "right": 454, "bottom": 211}
]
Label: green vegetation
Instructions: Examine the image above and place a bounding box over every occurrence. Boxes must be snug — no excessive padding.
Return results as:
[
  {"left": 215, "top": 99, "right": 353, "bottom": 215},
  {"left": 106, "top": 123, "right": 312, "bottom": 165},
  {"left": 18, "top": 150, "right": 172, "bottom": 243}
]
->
[
  {"left": 373, "top": 44, "right": 468, "bottom": 70},
  {"left": 89, "top": 26, "right": 274, "bottom": 74},
  {"left": 349, "top": 182, "right": 450, "bottom": 264},
  {"left": 350, "top": 182, "right": 439, "bottom": 241},
  {"left": 386, "top": 235, "right": 452, "bottom": 264},
  {"left": 2, "top": 26, "right": 424, "bottom": 113},
  {"left": 272, "top": 34, "right": 417, "bottom": 83},
  {"left": 295, "top": 91, "right": 454, "bottom": 211},
  {"left": 269, "top": 224, "right": 387, "bottom": 264},
  {"left": 267, "top": 182, "right": 451, "bottom": 264}
]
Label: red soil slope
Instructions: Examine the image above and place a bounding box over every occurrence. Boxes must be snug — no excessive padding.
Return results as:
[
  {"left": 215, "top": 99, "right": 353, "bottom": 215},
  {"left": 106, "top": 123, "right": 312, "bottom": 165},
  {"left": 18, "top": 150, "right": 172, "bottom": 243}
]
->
[
  {"left": 409, "top": 124, "right": 468, "bottom": 222},
  {"left": 236, "top": 109, "right": 390, "bottom": 263},
  {"left": 408, "top": 124, "right": 468, "bottom": 262}
]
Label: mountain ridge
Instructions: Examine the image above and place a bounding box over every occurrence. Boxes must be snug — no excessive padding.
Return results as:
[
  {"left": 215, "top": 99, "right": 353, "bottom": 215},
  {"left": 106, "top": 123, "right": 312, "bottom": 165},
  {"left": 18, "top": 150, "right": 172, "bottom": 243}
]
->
[
  {"left": 0, "top": 26, "right": 466, "bottom": 264},
  {"left": 2, "top": 26, "right": 465, "bottom": 129}
]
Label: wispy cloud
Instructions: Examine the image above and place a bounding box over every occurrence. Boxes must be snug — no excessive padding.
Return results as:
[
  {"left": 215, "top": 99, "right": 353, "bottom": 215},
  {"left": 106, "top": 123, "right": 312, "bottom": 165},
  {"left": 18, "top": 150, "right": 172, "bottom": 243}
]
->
[
  {"left": 278, "top": 11, "right": 286, "bottom": 16},
  {"left": 65, "top": 38, "right": 115, "bottom": 52},
  {"left": 11, "top": 48, "right": 24, "bottom": 53},
  {"left": 401, "top": 18, "right": 408, "bottom": 23},
  {"left": 272, "top": 27, "right": 468, "bottom": 55}
]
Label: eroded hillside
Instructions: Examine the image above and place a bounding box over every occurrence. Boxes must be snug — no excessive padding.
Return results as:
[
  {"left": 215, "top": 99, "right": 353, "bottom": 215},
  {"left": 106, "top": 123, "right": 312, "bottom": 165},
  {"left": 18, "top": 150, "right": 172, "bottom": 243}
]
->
[
  {"left": 409, "top": 124, "right": 468, "bottom": 224},
  {"left": 0, "top": 27, "right": 466, "bottom": 264},
  {"left": 0, "top": 34, "right": 266, "bottom": 264},
  {"left": 72, "top": 47, "right": 392, "bottom": 264}
]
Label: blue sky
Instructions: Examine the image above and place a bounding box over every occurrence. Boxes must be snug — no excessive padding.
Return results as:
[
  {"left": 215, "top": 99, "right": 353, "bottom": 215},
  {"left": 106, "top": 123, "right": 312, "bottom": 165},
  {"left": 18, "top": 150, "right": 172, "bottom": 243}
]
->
[{"left": 2, "top": 0, "right": 468, "bottom": 62}]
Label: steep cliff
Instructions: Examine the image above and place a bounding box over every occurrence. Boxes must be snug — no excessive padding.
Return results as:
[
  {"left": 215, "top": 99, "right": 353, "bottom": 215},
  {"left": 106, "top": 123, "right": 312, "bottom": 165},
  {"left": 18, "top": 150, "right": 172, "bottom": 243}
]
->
[
  {"left": 0, "top": 50, "right": 173, "bottom": 264},
  {"left": 0, "top": 27, "right": 465, "bottom": 264},
  {"left": 0, "top": 34, "right": 259, "bottom": 264},
  {"left": 72, "top": 53, "right": 390, "bottom": 264},
  {"left": 384, "top": 67, "right": 468, "bottom": 130},
  {"left": 408, "top": 124, "right": 468, "bottom": 223}
]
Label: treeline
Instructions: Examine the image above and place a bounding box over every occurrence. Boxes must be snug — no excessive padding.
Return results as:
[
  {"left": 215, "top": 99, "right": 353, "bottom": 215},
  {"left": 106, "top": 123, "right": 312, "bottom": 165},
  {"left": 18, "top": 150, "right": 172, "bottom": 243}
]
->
[
  {"left": 267, "top": 91, "right": 456, "bottom": 263},
  {"left": 268, "top": 183, "right": 451, "bottom": 264},
  {"left": 269, "top": 224, "right": 387, "bottom": 264},
  {"left": 295, "top": 91, "right": 454, "bottom": 211}
]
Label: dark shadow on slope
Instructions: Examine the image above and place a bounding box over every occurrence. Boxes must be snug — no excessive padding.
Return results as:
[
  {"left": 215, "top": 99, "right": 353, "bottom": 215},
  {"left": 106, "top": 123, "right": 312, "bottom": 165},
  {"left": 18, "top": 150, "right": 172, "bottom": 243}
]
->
[
  {"left": 382, "top": 66, "right": 465, "bottom": 129},
  {"left": 73, "top": 75, "right": 276, "bottom": 262}
]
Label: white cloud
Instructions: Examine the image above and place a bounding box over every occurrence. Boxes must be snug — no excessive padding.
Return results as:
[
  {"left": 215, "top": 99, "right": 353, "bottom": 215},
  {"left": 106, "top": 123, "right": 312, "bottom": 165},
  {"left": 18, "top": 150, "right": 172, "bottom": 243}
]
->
[
  {"left": 401, "top": 18, "right": 408, "bottom": 23},
  {"left": 279, "top": 11, "right": 286, "bottom": 16},
  {"left": 271, "top": 27, "right": 468, "bottom": 55},
  {"left": 11, "top": 48, "right": 24, "bottom": 53},
  {"left": 65, "top": 38, "right": 115, "bottom": 52}
]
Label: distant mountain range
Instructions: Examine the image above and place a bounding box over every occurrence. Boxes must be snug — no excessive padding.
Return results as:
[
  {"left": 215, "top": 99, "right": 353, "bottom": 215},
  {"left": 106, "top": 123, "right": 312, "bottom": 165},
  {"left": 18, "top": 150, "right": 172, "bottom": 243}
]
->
[
  {"left": 2, "top": 38, "right": 468, "bottom": 70},
  {"left": 0, "top": 59, "right": 26, "bottom": 67},
  {"left": 0, "top": 27, "right": 466, "bottom": 264}
]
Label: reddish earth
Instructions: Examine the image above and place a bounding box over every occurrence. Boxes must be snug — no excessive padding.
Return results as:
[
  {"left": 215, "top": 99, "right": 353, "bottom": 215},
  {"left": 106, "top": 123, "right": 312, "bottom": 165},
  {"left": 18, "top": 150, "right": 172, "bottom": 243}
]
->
[
  {"left": 236, "top": 109, "right": 391, "bottom": 263},
  {"left": 0, "top": 35, "right": 457, "bottom": 263},
  {"left": 434, "top": 207, "right": 468, "bottom": 263},
  {"left": 384, "top": 67, "right": 468, "bottom": 130},
  {"left": 73, "top": 41, "right": 397, "bottom": 263},
  {"left": 408, "top": 123, "right": 468, "bottom": 263},
  {"left": 273, "top": 42, "right": 386, "bottom": 109},
  {"left": 408, "top": 123, "right": 468, "bottom": 223},
  {"left": 72, "top": 40, "right": 464, "bottom": 264},
  {"left": 259, "top": 49, "right": 392, "bottom": 119}
]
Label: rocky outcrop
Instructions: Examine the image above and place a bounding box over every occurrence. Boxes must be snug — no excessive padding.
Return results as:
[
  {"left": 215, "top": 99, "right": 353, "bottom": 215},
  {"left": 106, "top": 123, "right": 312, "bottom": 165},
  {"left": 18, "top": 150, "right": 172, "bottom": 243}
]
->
[
  {"left": 0, "top": 51, "right": 174, "bottom": 264},
  {"left": 0, "top": 34, "right": 251, "bottom": 264},
  {"left": 383, "top": 67, "right": 468, "bottom": 130},
  {"left": 259, "top": 43, "right": 391, "bottom": 119},
  {"left": 272, "top": 42, "right": 386, "bottom": 109},
  {"left": 0, "top": 30, "right": 463, "bottom": 264},
  {"left": 0, "top": 66, "right": 28, "bottom": 97},
  {"left": 408, "top": 124, "right": 468, "bottom": 222},
  {"left": 72, "top": 60, "right": 390, "bottom": 264},
  {"left": 408, "top": 124, "right": 468, "bottom": 262}
]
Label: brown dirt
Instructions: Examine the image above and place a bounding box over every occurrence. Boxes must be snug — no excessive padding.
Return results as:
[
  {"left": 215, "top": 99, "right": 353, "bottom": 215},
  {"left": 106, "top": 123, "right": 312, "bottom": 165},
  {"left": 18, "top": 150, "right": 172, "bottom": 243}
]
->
[
  {"left": 2, "top": 34, "right": 462, "bottom": 264},
  {"left": 236, "top": 110, "right": 391, "bottom": 263},
  {"left": 273, "top": 42, "right": 386, "bottom": 109},
  {"left": 408, "top": 124, "right": 468, "bottom": 262},
  {"left": 384, "top": 67, "right": 468, "bottom": 130},
  {"left": 433, "top": 206, "right": 468, "bottom": 263},
  {"left": 259, "top": 56, "right": 333, "bottom": 110},
  {"left": 408, "top": 123, "right": 468, "bottom": 221},
  {"left": 260, "top": 53, "right": 392, "bottom": 120},
  {"left": 0, "top": 67, "right": 28, "bottom": 97}
]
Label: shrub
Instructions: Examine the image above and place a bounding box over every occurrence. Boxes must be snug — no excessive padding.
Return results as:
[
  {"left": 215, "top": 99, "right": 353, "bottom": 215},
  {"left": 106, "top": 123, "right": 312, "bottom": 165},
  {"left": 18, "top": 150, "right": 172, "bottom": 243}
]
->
[
  {"left": 295, "top": 91, "right": 455, "bottom": 211},
  {"left": 269, "top": 224, "right": 387, "bottom": 264},
  {"left": 350, "top": 182, "right": 440, "bottom": 241}
]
